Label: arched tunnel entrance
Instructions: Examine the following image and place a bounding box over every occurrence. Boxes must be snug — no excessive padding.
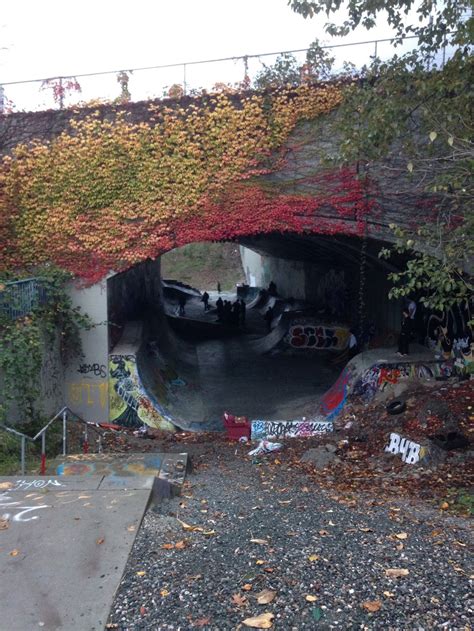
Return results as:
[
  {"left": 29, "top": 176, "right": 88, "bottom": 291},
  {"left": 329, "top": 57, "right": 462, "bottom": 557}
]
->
[{"left": 106, "top": 232, "right": 406, "bottom": 431}]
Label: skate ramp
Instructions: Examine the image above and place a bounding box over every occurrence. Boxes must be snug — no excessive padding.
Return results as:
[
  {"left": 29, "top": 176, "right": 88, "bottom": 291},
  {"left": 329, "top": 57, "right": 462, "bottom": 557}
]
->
[{"left": 320, "top": 345, "right": 452, "bottom": 419}]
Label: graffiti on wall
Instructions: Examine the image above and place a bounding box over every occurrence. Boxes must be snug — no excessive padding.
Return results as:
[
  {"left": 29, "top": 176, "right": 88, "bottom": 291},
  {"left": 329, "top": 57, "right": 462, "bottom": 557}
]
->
[
  {"left": 320, "top": 367, "right": 352, "bottom": 419},
  {"left": 287, "top": 324, "right": 349, "bottom": 350},
  {"left": 385, "top": 432, "right": 427, "bottom": 465},
  {"left": 426, "top": 304, "right": 473, "bottom": 373},
  {"left": 109, "top": 354, "right": 175, "bottom": 431},
  {"left": 56, "top": 454, "right": 163, "bottom": 477},
  {"left": 251, "top": 419, "right": 333, "bottom": 440},
  {"left": 68, "top": 381, "right": 108, "bottom": 409},
  {"left": 353, "top": 361, "right": 453, "bottom": 402},
  {"left": 77, "top": 363, "right": 107, "bottom": 378}
]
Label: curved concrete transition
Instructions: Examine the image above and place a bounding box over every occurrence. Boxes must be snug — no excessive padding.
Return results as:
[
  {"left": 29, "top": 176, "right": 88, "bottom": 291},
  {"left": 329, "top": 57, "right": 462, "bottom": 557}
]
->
[
  {"left": 320, "top": 346, "right": 453, "bottom": 419},
  {"left": 108, "top": 288, "right": 451, "bottom": 433}
]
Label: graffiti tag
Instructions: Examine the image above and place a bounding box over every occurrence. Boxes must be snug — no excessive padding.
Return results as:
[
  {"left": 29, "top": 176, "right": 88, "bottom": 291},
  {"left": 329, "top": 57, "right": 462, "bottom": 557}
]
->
[
  {"left": 251, "top": 419, "right": 333, "bottom": 440},
  {"left": 385, "top": 432, "right": 425, "bottom": 465},
  {"left": 13, "top": 479, "right": 64, "bottom": 491},
  {"left": 0, "top": 493, "right": 50, "bottom": 522},
  {"left": 288, "top": 326, "right": 348, "bottom": 350},
  {"left": 77, "top": 363, "right": 107, "bottom": 378}
]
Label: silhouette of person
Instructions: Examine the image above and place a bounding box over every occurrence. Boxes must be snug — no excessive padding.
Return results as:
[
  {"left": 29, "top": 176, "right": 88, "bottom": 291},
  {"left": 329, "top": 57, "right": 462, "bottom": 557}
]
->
[
  {"left": 264, "top": 306, "right": 274, "bottom": 332},
  {"left": 217, "top": 282, "right": 221, "bottom": 294},
  {"left": 201, "top": 291, "right": 210, "bottom": 311},
  {"left": 268, "top": 281, "right": 277, "bottom": 296},
  {"left": 397, "top": 309, "right": 412, "bottom": 356},
  {"left": 178, "top": 294, "right": 187, "bottom": 316},
  {"left": 239, "top": 299, "right": 246, "bottom": 326},
  {"left": 216, "top": 296, "right": 224, "bottom": 321}
]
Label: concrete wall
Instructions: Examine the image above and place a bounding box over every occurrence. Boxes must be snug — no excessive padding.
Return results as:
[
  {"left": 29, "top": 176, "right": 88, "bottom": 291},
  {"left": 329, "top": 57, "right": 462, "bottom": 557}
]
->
[
  {"left": 39, "top": 332, "right": 64, "bottom": 418},
  {"left": 240, "top": 246, "right": 306, "bottom": 299},
  {"left": 64, "top": 280, "right": 109, "bottom": 423}
]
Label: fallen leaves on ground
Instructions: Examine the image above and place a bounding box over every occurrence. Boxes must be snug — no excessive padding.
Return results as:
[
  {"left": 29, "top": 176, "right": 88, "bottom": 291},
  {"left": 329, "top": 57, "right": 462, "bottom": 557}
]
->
[
  {"left": 193, "top": 617, "right": 211, "bottom": 627},
  {"left": 362, "top": 600, "right": 382, "bottom": 612},
  {"left": 96, "top": 537, "right": 105, "bottom": 545},
  {"left": 9, "top": 549, "right": 19, "bottom": 557},
  {"left": 242, "top": 584, "right": 253, "bottom": 591},
  {"left": 136, "top": 571, "right": 146, "bottom": 577},
  {"left": 308, "top": 554, "right": 319, "bottom": 562},
  {"left": 0, "top": 518, "right": 9, "bottom": 530},
  {"left": 242, "top": 612, "right": 274, "bottom": 628},
  {"left": 256, "top": 589, "right": 276, "bottom": 604},
  {"left": 250, "top": 539, "right": 268, "bottom": 545},
  {"left": 232, "top": 593, "right": 247, "bottom": 607},
  {"left": 393, "top": 532, "right": 408, "bottom": 540},
  {"left": 385, "top": 568, "right": 410, "bottom": 578}
]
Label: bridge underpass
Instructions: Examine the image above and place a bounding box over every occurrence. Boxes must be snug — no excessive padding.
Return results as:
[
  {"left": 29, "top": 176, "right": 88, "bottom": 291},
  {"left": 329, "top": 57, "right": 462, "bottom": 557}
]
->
[{"left": 106, "top": 232, "right": 405, "bottom": 432}]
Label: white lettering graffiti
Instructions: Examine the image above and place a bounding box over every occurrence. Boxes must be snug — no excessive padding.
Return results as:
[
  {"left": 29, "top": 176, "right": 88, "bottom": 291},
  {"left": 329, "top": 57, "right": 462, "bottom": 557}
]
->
[
  {"left": 252, "top": 420, "right": 333, "bottom": 440},
  {"left": 0, "top": 493, "right": 50, "bottom": 522},
  {"left": 384, "top": 432, "right": 423, "bottom": 465},
  {"left": 13, "top": 479, "right": 64, "bottom": 491}
]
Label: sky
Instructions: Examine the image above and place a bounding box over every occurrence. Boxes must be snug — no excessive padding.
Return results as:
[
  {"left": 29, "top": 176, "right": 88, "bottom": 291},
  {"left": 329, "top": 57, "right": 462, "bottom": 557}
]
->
[{"left": 0, "top": 0, "right": 421, "bottom": 111}]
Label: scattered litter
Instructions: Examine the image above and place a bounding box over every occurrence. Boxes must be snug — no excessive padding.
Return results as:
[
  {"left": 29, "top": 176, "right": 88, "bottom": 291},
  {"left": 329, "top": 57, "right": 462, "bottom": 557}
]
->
[{"left": 248, "top": 440, "right": 283, "bottom": 456}]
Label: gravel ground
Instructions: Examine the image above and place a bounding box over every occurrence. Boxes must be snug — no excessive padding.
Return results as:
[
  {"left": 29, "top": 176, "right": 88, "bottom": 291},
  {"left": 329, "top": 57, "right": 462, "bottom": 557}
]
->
[{"left": 109, "top": 443, "right": 473, "bottom": 630}]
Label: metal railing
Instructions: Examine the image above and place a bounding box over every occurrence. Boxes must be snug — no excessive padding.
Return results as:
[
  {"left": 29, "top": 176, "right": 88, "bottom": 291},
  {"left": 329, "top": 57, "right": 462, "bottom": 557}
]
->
[
  {"left": 0, "top": 278, "right": 49, "bottom": 320},
  {"left": 0, "top": 406, "right": 104, "bottom": 475},
  {"left": 0, "top": 34, "right": 452, "bottom": 113}
]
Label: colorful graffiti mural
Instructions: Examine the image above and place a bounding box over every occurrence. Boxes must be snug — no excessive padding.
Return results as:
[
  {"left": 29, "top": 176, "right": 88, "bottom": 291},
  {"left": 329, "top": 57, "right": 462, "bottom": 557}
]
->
[
  {"left": 286, "top": 323, "right": 349, "bottom": 350},
  {"left": 320, "top": 367, "right": 352, "bottom": 419},
  {"left": 385, "top": 432, "right": 427, "bottom": 465},
  {"left": 251, "top": 419, "right": 333, "bottom": 440},
  {"left": 353, "top": 361, "right": 453, "bottom": 402},
  {"left": 109, "top": 354, "right": 175, "bottom": 430},
  {"left": 56, "top": 454, "right": 163, "bottom": 477}
]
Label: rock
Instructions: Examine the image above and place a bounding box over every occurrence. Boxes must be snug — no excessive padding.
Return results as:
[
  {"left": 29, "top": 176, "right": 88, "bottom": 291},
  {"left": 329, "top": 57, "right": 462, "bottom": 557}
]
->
[{"left": 301, "top": 446, "right": 338, "bottom": 468}]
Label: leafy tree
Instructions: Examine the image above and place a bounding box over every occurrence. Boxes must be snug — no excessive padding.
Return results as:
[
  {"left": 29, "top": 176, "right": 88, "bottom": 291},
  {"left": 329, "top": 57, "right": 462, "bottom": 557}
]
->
[
  {"left": 288, "top": 0, "right": 473, "bottom": 323},
  {"left": 254, "top": 39, "right": 335, "bottom": 89}
]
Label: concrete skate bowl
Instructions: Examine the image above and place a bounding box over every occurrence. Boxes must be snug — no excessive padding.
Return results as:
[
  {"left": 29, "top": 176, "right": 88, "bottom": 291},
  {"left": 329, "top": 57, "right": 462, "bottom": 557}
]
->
[
  {"left": 109, "top": 316, "right": 209, "bottom": 432},
  {"left": 248, "top": 310, "right": 350, "bottom": 355},
  {"left": 319, "top": 346, "right": 454, "bottom": 420}
]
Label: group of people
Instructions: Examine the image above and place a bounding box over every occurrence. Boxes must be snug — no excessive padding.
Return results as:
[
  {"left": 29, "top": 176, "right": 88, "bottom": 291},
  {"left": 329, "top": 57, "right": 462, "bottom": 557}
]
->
[{"left": 216, "top": 297, "right": 246, "bottom": 326}]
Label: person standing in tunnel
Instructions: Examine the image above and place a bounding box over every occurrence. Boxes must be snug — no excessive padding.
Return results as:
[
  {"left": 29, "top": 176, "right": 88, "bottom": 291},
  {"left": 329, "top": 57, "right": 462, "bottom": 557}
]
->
[
  {"left": 178, "top": 294, "right": 187, "bottom": 316},
  {"left": 216, "top": 296, "right": 224, "bottom": 321},
  {"left": 264, "top": 306, "right": 274, "bottom": 332},
  {"left": 201, "top": 291, "right": 210, "bottom": 311},
  {"left": 239, "top": 298, "right": 246, "bottom": 326},
  {"left": 397, "top": 309, "right": 412, "bottom": 356}
]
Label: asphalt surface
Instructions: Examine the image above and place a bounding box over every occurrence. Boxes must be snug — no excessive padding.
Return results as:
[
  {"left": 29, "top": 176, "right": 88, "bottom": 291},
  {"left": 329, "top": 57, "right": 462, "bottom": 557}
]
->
[{"left": 109, "top": 443, "right": 473, "bottom": 630}]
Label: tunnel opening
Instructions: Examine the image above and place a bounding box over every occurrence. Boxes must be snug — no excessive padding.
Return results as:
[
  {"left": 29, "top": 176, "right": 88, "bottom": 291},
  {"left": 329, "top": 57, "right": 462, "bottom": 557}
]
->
[{"left": 106, "top": 231, "right": 409, "bottom": 431}]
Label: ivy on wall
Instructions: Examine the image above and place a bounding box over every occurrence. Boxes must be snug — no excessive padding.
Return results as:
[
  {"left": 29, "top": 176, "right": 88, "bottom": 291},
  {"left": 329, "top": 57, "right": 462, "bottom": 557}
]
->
[
  {"left": 0, "top": 269, "right": 92, "bottom": 423},
  {"left": 0, "top": 84, "right": 365, "bottom": 284}
]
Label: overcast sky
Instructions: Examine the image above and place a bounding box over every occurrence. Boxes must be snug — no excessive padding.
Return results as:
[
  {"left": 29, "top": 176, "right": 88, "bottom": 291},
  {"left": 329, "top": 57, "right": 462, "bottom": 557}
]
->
[{"left": 1, "top": 0, "right": 419, "bottom": 110}]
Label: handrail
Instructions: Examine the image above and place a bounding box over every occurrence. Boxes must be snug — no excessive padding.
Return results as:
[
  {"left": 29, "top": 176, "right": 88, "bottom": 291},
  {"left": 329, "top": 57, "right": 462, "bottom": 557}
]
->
[{"left": 0, "top": 406, "right": 105, "bottom": 476}]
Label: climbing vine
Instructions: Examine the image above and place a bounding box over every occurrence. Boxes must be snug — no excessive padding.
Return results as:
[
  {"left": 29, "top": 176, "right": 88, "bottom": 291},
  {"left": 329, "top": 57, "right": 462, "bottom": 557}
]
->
[
  {"left": 0, "top": 84, "right": 355, "bottom": 283},
  {"left": 0, "top": 268, "right": 92, "bottom": 423}
]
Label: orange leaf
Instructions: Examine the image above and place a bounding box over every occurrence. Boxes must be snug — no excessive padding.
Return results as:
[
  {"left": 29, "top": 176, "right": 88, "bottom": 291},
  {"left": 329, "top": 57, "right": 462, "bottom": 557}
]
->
[{"left": 362, "top": 600, "right": 382, "bottom": 612}]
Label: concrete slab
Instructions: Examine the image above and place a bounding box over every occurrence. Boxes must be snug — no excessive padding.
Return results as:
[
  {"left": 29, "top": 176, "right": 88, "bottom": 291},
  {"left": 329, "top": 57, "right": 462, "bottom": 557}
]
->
[
  {"left": 0, "top": 476, "right": 152, "bottom": 631},
  {"left": 0, "top": 475, "right": 104, "bottom": 492},
  {"left": 48, "top": 452, "right": 190, "bottom": 490}
]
